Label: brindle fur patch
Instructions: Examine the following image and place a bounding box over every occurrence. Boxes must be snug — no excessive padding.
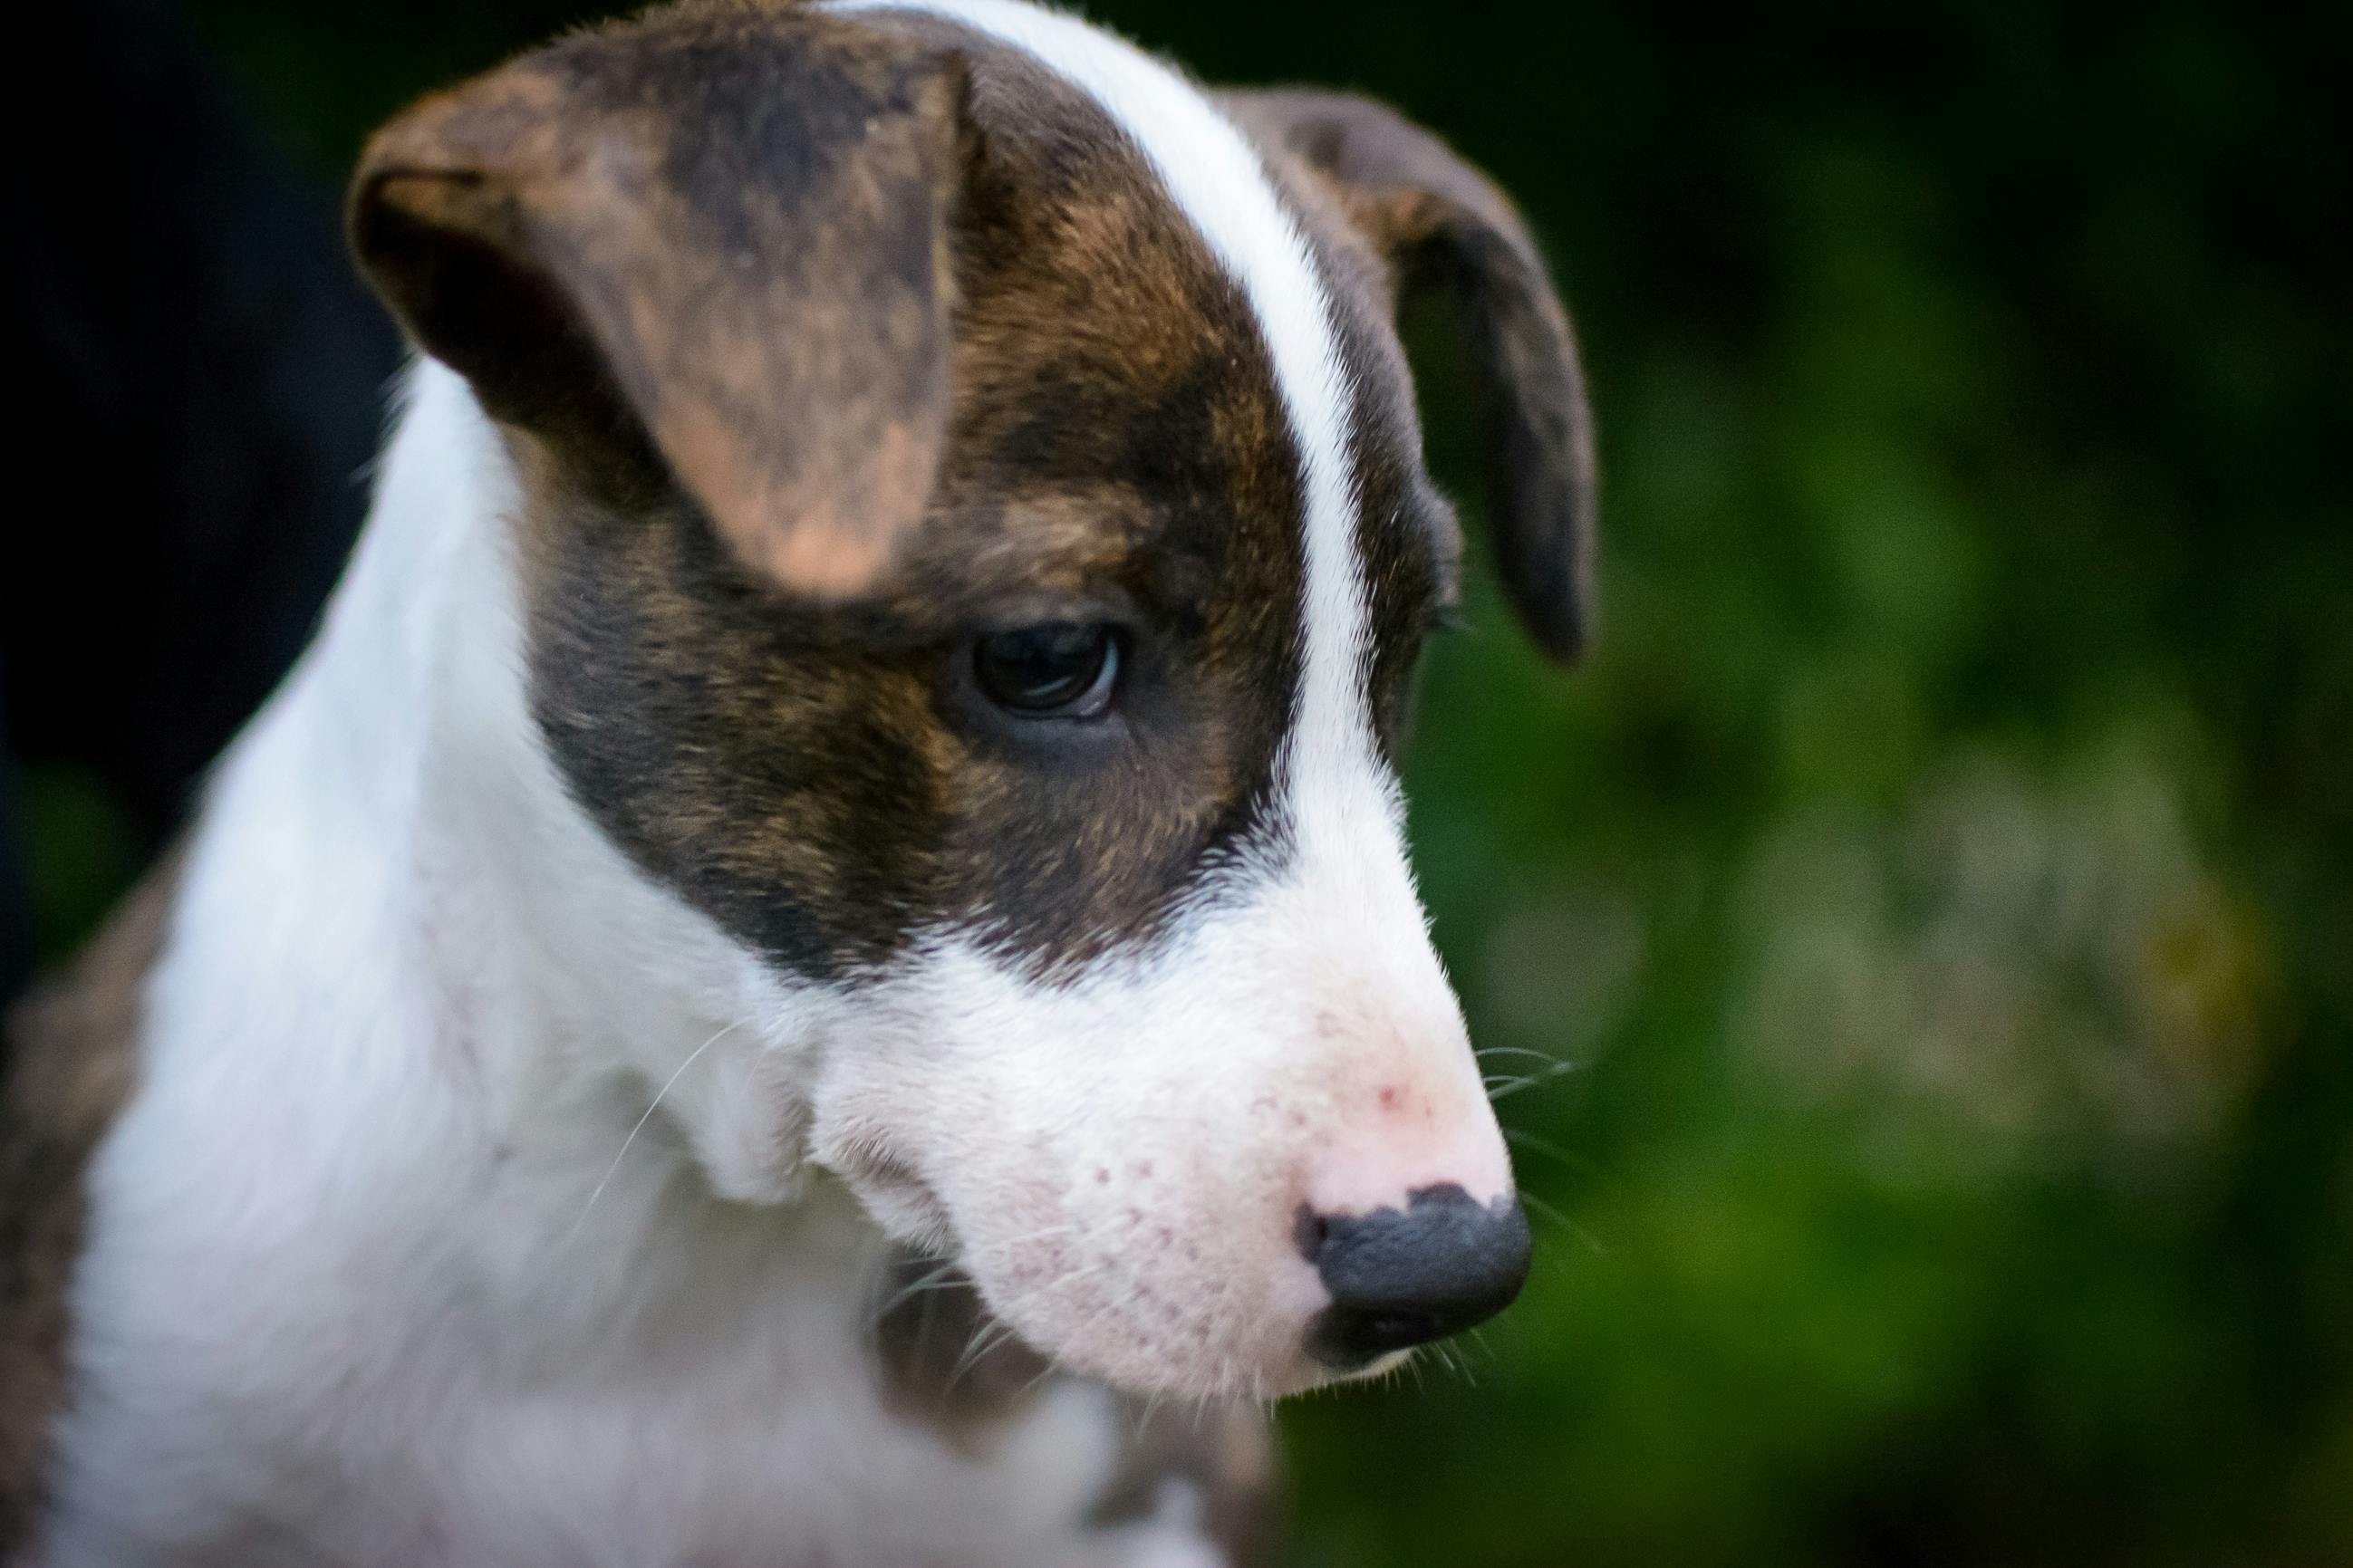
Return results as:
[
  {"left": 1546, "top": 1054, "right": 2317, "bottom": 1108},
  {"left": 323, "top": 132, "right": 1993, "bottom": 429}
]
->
[
  {"left": 346, "top": 6, "right": 1596, "bottom": 989},
  {"left": 0, "top": 854, "right": 178, "bottom": 1550},
  {"left": 352, "top": 1, "right": 968, "bottom": 600},
  {"left": 490, "top": 24, "right": 1316, "bottom": 981}
]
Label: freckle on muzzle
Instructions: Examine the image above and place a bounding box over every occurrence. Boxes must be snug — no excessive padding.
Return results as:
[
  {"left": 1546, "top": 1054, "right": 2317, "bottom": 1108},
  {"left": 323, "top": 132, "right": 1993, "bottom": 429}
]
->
[{"left": 1297, "top": 1182, "right": 1533, "bottom": 1367}]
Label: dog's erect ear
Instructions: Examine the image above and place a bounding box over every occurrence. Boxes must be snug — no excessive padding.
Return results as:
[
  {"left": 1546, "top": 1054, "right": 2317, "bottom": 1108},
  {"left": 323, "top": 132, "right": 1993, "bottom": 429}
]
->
[
  {"left": 1226, "top": 91, "right": 1596, "bottom": 661},
  {"left": 350, "top": 8, "right": 965, "bottom": 599}
]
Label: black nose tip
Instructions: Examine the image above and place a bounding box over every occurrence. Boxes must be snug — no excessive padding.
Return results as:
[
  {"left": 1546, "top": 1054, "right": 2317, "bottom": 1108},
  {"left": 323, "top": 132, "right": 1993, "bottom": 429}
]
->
[{"left": 1302, "top": 1183, "right": 1533, "bottom": 1368}]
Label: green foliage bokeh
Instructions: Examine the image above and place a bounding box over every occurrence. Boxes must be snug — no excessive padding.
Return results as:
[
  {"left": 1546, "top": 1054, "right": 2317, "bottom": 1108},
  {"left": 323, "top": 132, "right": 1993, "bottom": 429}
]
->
[{"left": 28, "top": 2, "right": 2348, "bottom": 1563}]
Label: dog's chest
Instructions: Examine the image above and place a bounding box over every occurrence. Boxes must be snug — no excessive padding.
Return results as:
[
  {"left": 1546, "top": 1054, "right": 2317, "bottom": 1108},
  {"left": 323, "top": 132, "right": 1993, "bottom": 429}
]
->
[
  {"left": 47, "top": 1210, "right": 1143, "bottom": 1568},
  {"left": 289, "top": 1375, "right": 1131, "bottom": 1568}
]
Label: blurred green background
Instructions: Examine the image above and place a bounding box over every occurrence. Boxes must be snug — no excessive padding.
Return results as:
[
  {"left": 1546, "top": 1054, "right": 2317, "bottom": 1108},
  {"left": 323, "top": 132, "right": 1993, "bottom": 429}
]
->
[{"left": 21, "top": 1, "right": 2352, "bottom": 1563}]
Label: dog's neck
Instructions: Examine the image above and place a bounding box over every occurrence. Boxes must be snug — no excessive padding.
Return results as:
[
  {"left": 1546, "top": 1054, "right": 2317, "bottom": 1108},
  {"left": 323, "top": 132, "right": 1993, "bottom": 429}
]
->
[{"left": 166, "top": 360, "right": 866, "bottom": 1342}]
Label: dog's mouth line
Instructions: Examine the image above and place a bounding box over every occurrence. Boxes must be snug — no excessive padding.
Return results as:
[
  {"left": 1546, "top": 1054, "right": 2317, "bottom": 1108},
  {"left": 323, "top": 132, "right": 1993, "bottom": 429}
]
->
[
  {"left": 828, "top": 1148, "right": 1104, "bottom": 1375},
  {"left": 813, "top": 1126, "right": 962, "bottom": 1251}
]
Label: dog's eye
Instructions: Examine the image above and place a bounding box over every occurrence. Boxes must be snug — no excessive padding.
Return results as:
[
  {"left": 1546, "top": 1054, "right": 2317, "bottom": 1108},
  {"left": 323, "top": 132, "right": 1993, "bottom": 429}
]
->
[{"left": 972, "top": 622, "right": 1120, "bottom": 718}]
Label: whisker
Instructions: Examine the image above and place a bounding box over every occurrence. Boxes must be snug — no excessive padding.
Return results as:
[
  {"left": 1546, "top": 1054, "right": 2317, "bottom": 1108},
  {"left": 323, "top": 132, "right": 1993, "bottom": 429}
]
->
[
  {"left": 1486, "top": 1057, "right": 1584, "bottom": 1103},
  {"left": 1503, "top": 1127, "right": 1600, "bottom": 1177},
  {"left": 967, "top": 1223, "right": 1081, "bottom": 1258},
  {"left": 566, "top": 1017, "right": 750, "bottom": 1244},
  {"left": 869, "top": 1259, "right": 967, "bottom": 1325},
  {"left": 1016, "top": 1357, "right": 1066, "bottom": 1401},
  {"left": 943, "top": 1319, "right": 1022, "bottom": 1399},
  {"left": 1518, "top": 1186, "right": 1607, "bottom": 1258},
  {"left": 869, "top": 1221, "right": 1090, "bottom": 1326},
  {"left": 1476, "top": 1045, "right": 1570, "bottom": 1068}
]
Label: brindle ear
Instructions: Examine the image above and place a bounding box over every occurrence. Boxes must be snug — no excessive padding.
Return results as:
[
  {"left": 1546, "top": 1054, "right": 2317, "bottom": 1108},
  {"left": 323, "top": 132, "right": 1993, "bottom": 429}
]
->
[
  {"left": 349, "top": 7, "right": 966, "bottom": 598},
  {"left": 1226, "top": 90, "right": 1597, "bottom": 661}
]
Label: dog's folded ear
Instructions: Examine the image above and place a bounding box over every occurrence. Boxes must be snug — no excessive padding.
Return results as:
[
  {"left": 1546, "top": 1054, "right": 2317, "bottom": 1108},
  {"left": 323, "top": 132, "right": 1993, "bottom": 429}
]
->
[
  {"left": 350, "top": 8, "right": 967, "bottom": 599},
  {"left": 1226, "top": 91, "right": 1597, "bottom": 662}
]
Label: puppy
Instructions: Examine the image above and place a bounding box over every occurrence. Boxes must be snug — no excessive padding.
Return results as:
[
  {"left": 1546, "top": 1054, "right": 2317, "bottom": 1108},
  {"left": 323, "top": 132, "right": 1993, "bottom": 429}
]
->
[{"left": 0, "top": 0, "right": 1595, "bottom": 1563}]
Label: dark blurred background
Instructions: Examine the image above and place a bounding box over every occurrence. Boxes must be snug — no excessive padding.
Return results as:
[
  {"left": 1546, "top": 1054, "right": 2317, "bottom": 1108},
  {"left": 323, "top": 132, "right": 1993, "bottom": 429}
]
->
[{"left": 6, "top": 1, "right": 2350, "bottom": 1563}]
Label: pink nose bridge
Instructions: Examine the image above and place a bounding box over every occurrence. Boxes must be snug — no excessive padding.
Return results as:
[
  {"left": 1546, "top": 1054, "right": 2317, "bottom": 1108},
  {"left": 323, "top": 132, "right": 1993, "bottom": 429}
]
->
[{"left": 1303, "top": 1053, "right": 1515, "bottom": 1220}]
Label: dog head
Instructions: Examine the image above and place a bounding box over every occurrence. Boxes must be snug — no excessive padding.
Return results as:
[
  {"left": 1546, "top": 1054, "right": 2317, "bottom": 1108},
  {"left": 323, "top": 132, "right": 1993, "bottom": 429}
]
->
[{"left": 350, "top": 0, "right": 1593, "bottom": 1400}]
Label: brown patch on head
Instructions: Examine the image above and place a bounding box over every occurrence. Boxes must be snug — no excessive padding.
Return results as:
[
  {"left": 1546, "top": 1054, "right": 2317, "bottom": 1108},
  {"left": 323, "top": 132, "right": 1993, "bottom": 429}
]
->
[
  {"left": 350, "top": 1, "right": 966, "bottom": 599},
  {"left": 0, "top": 854, "right": 178, "bottom": 1549},
  {"left": 472, "top": 20, "right": 1311, "bottom": 980},
  {"left": 1225, "top": 88, "right": 1599, "bottom": 663}
]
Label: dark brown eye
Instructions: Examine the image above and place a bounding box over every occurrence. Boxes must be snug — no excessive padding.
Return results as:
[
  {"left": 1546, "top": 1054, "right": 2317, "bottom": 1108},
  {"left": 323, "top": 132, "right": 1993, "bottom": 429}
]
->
[{"left": 972, "top": 622, "right": 1120, "bottom": 718}]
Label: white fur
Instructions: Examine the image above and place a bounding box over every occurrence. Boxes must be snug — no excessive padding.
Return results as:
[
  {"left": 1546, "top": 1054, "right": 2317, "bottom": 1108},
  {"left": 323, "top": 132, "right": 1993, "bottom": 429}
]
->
[{"left": 43, "top": 3, "right": 1511, "bottom": 1560}]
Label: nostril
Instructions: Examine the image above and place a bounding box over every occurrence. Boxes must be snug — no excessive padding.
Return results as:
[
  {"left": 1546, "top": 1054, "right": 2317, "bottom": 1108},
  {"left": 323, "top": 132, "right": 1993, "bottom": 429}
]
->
[{"left": 1305, "top": 1183, "right": 1532, "bottom": 1368}]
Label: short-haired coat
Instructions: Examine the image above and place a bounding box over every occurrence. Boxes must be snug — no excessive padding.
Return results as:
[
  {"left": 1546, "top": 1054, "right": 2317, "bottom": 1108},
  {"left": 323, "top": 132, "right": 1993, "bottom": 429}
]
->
[{"left": 0, "top": 1, "right": 1596, "bottom": 1562}]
